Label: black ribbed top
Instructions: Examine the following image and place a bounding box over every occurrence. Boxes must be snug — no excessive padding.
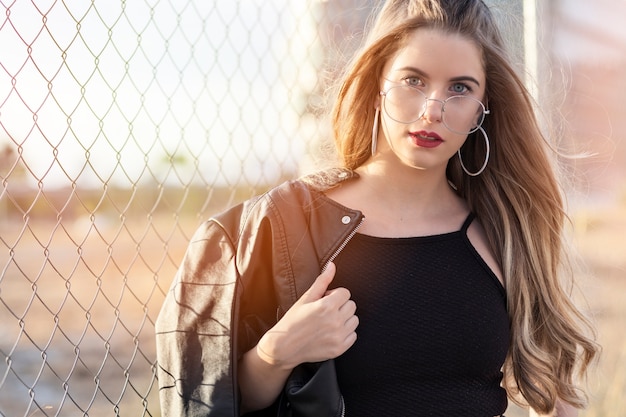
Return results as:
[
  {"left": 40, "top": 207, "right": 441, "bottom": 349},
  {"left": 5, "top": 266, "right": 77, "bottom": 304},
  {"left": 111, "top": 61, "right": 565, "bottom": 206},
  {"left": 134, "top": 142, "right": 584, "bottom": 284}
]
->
[{"left": 331, "top": 214, "right": 509, "bottom": 416}]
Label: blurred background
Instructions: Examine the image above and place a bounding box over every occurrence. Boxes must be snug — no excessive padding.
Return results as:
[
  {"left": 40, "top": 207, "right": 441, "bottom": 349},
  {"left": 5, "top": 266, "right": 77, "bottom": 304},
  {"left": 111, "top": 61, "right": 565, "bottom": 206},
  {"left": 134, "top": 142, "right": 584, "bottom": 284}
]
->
[{"left": 0, "top": 0, "right": 624, "bottom": 415}]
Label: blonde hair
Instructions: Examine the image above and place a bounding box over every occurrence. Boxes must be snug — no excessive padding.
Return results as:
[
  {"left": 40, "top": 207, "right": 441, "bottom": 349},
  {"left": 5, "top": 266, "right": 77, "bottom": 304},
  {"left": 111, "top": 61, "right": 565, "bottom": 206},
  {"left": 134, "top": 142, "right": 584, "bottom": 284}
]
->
[{"left": 331, "top": 0, "right": 599, "bottom": 413}]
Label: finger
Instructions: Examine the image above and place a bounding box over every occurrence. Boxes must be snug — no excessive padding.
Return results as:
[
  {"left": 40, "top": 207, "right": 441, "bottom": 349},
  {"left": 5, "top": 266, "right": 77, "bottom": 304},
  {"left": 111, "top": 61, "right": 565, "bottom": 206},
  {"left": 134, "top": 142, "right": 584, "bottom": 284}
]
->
[
  {"left": 339, "top": 299, "right": 357, "bottom": 317},
  {"left": 324, "top": 286, "right": 351, "bottom": 302},
  {"left": 342, "top": 329, "right": 358, "bottom": 353},
  {"left": 345, "top": 314, "right": 359, "bottom": 332},
  {"left": 299, "top": 262, "right": 336, "bottom": 303}
]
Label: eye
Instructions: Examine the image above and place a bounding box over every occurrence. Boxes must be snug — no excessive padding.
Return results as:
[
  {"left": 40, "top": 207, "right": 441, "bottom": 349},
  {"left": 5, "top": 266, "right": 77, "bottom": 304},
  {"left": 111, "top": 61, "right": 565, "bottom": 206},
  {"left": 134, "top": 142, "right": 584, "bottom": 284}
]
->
[
  {"left": 450, "top": 83, "right": 471, "bottom": 94},
  {"left": 403, "top": 76, "right": 424, "bottom": 87}
]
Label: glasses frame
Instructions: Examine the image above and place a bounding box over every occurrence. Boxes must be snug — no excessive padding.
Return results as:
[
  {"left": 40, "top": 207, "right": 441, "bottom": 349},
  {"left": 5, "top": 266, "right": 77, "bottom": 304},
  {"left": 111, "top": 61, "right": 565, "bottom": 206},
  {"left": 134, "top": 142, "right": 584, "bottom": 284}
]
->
[{"left": 379, "top": 85, "right": 490, "bottom": 135}]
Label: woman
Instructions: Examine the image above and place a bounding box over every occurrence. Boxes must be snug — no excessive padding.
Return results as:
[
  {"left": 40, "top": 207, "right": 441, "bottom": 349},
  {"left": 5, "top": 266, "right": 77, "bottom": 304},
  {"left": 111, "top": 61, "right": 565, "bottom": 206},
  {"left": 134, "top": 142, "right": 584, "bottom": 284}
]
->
[{"left": 155, "top": 1, "right": 598, "bottom": 416}]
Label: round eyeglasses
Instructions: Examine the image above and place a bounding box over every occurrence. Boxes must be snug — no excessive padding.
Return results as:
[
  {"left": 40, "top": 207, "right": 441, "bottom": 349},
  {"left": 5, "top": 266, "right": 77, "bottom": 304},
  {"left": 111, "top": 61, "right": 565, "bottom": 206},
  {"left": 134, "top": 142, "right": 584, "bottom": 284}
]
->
[{"left": 380, "top": 85, "right": 490, "bottom": 135}]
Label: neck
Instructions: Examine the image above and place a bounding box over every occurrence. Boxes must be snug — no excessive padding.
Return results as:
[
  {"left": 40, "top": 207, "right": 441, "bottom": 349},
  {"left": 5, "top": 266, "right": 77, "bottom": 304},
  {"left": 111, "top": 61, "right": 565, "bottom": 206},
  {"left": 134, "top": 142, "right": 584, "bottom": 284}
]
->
[
  {"left": 345, "top": 160, "right": 468, "bottom": 237},
  {"left": 356, "top": 159, "right": 458, "bottom": 215}
]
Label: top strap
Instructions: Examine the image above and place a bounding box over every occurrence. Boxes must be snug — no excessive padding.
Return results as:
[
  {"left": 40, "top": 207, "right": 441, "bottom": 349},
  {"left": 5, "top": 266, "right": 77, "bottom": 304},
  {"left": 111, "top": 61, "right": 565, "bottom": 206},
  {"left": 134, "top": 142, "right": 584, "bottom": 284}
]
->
[{"left": 460, "top": 212, "right": 475, "bottom": 233}]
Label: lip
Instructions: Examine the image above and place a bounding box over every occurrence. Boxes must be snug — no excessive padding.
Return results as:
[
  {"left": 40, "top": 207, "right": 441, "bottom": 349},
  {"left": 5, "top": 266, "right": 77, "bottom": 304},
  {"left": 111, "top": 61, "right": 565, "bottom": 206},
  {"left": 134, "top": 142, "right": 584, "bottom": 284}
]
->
[{"left": 409, "top": 130, "right": 443, "bottom": 148}]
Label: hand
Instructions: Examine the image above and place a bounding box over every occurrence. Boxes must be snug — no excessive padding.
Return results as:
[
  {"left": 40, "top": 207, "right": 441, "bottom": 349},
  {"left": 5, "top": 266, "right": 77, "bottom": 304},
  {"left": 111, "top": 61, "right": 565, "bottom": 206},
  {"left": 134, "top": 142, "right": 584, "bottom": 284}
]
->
[{"left": 256, "top": 262, "right": 358, "bottom": 370}]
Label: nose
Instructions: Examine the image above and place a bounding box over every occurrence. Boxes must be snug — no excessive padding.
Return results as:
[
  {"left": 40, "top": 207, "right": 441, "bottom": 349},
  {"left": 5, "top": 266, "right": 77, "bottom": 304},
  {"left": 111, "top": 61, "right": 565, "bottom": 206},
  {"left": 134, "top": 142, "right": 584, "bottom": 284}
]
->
[{"left": 421, "top": 97, "right": 444, "bottom": 123}]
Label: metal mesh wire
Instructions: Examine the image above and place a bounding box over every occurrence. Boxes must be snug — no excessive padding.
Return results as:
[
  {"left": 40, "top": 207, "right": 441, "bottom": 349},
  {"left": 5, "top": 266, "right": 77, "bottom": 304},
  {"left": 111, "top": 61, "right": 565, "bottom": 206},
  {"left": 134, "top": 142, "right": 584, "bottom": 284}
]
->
[
  {"left": 2, "top": 0, "right": 626, "bottom": 415},
  {"left": 0, "top": 1, "right": 373, "bottom": 415}
]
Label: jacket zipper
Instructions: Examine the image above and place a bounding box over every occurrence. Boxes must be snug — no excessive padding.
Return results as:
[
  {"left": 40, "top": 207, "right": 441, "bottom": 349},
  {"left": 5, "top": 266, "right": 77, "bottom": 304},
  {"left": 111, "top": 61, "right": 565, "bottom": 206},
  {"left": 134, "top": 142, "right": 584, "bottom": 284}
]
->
[
  {"left": 232, "top": 275, "right": 241, "bottom": 417},
  {"left": 325, "top": 215, "right": 361, "bottom": 417},
  {"left": 340, "top": 394, "right": 346, "bottom": 417},
  {"left": 238, "top": 213, "right": 363, "bottom": 416},
  {"left": 323, "top": 216, "right": 364, "bottom": 272}
]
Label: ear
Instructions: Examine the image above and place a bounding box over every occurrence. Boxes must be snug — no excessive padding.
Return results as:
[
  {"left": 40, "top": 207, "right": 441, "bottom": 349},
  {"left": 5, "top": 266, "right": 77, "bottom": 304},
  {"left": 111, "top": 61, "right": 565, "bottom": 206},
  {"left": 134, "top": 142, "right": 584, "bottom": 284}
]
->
[{"left": 374, "top": 93, "right": 381, "bottom": 110}]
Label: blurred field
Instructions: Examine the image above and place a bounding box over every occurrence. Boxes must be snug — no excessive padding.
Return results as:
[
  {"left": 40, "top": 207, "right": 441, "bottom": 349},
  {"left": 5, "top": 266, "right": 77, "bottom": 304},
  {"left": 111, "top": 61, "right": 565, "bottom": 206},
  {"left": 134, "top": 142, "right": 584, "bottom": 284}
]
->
[
  {"left": 508, "top": 196, "right": 626, "bottom": 417},
  {"left": 507, "top": 193, "right": 626, "bottom": 417},
  {"left": 1, "top": 195, "right": 625, "bottom": 416},
  {"left": 569, "top": 200, "right": 626, "bottom": 417},
  {"left": 0, "top": 211, "right": 195, "bottom": 416}
]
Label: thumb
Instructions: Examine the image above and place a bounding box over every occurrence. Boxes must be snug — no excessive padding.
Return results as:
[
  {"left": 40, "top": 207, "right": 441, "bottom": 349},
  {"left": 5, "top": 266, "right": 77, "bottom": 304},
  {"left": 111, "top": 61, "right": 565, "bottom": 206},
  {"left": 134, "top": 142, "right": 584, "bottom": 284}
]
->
[{"left": 299, "top": 262, "right": 336, "bottom": 304}]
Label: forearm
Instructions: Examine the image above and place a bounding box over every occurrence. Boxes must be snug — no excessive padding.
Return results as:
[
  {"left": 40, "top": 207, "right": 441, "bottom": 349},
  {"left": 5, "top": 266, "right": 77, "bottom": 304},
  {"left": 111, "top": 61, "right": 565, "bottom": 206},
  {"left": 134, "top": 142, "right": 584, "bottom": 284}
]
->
[
  {"left": 238, "top": 263, "right": 356, "bottom": 413},
  {"left": 238, "top": 343, "right": 293, "bottom": 414}
]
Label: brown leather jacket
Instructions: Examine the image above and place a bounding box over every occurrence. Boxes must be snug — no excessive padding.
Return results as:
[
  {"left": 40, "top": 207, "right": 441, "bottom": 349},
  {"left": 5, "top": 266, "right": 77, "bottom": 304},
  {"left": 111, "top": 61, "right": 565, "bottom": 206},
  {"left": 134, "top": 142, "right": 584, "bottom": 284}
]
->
[{"left": 155, "top": 169, "right": 363, "bottom": 416}]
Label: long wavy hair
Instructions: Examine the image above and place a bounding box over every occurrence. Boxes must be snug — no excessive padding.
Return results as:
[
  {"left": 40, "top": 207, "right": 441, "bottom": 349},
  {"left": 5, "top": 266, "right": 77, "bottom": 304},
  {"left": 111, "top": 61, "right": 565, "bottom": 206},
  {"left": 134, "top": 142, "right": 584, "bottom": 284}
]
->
[{"left": 331, "top": 0, "right": 599, "bottom": 413}]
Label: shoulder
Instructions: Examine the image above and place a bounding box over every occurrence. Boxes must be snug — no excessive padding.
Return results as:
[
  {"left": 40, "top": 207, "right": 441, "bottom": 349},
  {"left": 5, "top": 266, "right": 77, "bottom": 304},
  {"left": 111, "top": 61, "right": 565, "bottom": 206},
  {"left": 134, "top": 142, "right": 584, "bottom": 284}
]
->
[
  {"left": 298, "top": 167, "right": 359, "bottom": 192},
  {"left": 263, "top": 167, "right": 357, "bottom": 207},
  {"left": 236, "top": 167, "right": 358, "bottom": 209},
  {"left": 466, "top": 217, "right": 504, "bottom": 288},
  {"left": 210, "top": 167, "right": 359, "bottom": 237}
]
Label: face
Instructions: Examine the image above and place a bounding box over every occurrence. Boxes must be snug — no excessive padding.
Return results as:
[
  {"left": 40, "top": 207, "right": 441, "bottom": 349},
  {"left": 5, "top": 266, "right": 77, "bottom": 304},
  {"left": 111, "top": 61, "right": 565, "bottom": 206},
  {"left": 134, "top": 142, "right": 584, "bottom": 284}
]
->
[{"left": 376, "top": 28, "right": 487, "bottom": 173}]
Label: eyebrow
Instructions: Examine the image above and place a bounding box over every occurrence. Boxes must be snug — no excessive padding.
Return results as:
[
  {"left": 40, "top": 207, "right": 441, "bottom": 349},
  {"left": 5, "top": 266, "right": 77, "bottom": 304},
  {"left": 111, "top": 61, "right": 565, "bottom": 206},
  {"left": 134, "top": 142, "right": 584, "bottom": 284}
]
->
[{"left": 394, "top": 66, "right": 482, "bottom": 87}]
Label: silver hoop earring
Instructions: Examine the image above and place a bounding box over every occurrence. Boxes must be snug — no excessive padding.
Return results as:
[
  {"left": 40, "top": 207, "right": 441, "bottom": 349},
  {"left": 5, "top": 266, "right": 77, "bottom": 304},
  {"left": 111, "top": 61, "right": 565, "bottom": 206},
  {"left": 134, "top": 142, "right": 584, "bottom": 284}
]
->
[
  {"left": 371, "top": 107, "right": 380, "bottom": 156},
  {"left": 457, "top": 126, "right": 490, "bottom": 176}
]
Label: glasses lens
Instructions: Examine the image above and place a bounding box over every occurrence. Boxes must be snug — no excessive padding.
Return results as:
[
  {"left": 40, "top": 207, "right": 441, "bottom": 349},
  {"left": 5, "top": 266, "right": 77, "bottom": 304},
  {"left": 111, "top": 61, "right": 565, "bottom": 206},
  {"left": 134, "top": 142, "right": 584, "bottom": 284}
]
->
[
  {"left": 442, "top": 96, "right": 485, "bottom": 134},
  {"left": 382, "top": 86, "right": 426, "bottom": 125},
  {"left": 382, "top": 86, "right": 486, "bottom": 134}
]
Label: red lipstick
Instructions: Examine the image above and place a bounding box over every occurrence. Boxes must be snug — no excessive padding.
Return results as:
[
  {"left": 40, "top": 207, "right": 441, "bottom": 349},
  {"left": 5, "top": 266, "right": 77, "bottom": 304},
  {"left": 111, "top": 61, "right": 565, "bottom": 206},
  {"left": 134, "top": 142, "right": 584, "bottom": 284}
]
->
[{"left": 410, "top": 130, "right": 443, "bottom": 148}]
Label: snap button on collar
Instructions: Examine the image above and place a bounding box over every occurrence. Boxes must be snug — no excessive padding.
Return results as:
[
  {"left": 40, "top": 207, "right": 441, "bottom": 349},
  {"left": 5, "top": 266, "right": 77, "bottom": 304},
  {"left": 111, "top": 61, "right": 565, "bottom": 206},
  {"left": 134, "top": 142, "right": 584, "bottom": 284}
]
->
[{"left": 341, "top": 215, "right": 351, "bottom": 224}]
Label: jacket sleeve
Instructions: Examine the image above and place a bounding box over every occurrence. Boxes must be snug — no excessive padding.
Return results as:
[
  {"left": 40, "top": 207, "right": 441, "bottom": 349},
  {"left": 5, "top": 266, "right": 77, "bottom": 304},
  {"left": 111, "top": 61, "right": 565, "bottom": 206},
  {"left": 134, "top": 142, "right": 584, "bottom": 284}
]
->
[
  {"left": 155, "top": 219, "right": 242, "bottom": 416},
  {"left": 153, "top": 179, "right": 344, "bottom": 416}
]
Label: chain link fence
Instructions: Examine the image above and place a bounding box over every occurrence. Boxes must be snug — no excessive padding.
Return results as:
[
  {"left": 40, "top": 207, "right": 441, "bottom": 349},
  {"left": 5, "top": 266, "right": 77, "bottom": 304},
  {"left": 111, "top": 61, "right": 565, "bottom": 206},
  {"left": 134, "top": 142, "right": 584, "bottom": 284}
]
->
[
  {"left": 0, "top": 0, "right": 375, "bottom": 415},
  {"left": 2, "top": 0, "right": 625, "bottom": 416}
]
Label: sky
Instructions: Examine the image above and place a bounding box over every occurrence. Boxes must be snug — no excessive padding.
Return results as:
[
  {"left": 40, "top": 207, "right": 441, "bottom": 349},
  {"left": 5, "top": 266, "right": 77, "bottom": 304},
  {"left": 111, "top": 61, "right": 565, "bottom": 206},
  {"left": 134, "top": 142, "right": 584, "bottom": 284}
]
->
[
  {"left": 1, "top": 0, "right": 625, "bottom": 191},
  {"left": 0, "top": 0, "right": 319, "bottom": 189}
]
